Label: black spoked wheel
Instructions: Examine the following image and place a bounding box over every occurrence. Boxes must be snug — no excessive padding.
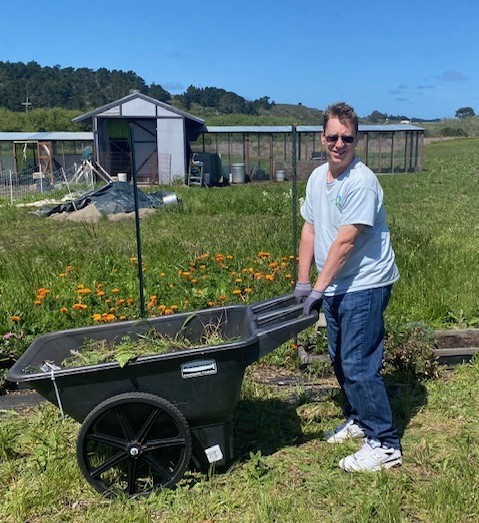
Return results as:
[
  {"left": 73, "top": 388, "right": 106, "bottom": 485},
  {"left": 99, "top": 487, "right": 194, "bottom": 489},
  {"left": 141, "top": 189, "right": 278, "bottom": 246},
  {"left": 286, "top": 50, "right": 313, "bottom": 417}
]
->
[{"left": 76, "top": 392, "right": 192, "bottom": 497}]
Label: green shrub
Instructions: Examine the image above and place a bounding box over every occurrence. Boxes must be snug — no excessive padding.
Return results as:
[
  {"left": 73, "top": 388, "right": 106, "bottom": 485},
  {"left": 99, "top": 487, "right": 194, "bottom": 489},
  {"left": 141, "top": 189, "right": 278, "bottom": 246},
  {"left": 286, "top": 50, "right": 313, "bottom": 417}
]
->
[
  {"left": 384, "top": 322, "right": 440, "bottom": 381},
  {"left": 440, "top": 127, "right": 467, "bottom": 137}
]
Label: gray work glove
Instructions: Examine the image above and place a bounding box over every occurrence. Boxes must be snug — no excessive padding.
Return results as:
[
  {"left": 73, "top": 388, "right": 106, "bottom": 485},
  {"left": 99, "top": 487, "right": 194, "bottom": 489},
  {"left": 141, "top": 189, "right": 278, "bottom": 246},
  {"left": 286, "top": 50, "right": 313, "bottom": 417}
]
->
[
  {"left": 294, "top": 282, "right": 312, "bottom": 303},
  {"left": 303, "top": 290, "right": 324, "bottom": 316}
]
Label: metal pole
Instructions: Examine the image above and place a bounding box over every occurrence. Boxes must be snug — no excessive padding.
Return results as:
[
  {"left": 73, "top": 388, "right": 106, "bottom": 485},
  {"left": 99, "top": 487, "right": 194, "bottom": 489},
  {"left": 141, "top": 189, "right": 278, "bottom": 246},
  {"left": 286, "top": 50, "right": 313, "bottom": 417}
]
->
[
  {"left": 129, "top": 123, "right": 146, "bottom": 317},
  {"left": 291, "top": 125, "right": 298, "bottom": 278}
]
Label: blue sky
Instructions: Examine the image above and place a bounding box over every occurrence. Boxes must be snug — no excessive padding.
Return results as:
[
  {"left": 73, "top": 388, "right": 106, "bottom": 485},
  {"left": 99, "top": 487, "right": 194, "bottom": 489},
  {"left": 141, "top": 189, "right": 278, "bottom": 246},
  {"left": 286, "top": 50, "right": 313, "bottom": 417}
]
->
[{"left": 1, "top": 0, "right": 477, "bottom": 120}]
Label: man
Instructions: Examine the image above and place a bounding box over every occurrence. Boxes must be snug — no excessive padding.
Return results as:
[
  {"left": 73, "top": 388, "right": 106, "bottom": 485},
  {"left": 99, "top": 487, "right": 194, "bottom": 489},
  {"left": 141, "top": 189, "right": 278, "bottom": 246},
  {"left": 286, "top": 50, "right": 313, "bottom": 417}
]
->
[{"left": 294, "top": 102, "right": 401, "bottom": 472}]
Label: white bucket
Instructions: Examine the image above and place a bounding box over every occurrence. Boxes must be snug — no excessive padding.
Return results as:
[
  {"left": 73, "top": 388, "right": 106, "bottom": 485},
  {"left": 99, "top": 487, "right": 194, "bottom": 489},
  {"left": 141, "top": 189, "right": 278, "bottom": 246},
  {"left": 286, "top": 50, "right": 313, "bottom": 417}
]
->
[
  {"left": 275, "top": 170, "right": 286, "bottom": 182},
  {"left": 231, "top": 163, "right": 245, "bottom": 184},
  {"left": 118, "top": 172, "right": 128, "bottom": 182}
]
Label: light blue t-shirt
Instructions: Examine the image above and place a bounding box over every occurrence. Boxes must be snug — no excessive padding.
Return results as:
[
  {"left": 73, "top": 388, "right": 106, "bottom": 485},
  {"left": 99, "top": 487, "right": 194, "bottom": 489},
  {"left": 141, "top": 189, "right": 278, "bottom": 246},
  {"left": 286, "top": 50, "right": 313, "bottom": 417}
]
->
[{"left": 301, "top": 158, "right": 399, "bottom": 295}]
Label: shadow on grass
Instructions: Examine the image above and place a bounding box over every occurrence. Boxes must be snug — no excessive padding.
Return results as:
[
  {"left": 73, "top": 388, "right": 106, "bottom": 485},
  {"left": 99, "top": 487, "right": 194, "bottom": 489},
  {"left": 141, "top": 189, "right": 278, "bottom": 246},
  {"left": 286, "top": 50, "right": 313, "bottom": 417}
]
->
[
  {"left": 232, "top": 396, "right": 317, "bottom": 460},
  {"left": 324, "top": 372, "right": 429, "bottom": 439},
  {"left": 385, "top": 373, "right": 429, "bottom": 438}
]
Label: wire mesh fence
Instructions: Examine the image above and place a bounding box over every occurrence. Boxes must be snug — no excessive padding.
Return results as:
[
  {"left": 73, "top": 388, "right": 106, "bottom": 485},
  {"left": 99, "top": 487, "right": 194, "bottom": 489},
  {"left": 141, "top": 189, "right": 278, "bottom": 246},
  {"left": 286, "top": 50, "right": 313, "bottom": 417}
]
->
[{"left": 0, "top": 163, "right": 95, "bottom": 204}]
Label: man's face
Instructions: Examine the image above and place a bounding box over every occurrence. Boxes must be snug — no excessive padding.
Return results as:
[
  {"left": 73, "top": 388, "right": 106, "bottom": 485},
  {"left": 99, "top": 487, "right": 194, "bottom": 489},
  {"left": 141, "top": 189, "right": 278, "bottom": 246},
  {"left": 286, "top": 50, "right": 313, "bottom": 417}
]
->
[{"left": 321, "top": 117, "right": 358, "bottom": 174}]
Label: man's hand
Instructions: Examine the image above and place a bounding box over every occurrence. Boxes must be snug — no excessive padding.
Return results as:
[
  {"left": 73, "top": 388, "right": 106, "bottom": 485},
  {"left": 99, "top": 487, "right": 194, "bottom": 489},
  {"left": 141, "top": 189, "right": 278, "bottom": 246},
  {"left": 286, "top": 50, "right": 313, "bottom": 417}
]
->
[
  {"left": 294, "top": 282, "right": 312, "bottom": 303},
  {"left": 303, "top": 290, "right": 324, "bottom": 315}
]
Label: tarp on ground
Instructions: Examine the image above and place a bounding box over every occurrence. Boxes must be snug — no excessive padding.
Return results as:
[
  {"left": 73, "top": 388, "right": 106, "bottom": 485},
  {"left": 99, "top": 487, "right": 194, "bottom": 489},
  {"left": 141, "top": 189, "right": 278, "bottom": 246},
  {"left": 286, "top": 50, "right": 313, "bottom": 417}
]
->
[{"left": 36, "top": 182, "right": 180, "bottom": 217}]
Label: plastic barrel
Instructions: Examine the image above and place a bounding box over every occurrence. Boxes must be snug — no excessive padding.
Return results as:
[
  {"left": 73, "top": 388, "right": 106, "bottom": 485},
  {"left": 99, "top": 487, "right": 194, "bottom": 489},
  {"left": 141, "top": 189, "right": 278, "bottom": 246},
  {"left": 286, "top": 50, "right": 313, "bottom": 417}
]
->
[
  {"left": 275, "top": 170, "right": 286, "bottom": 182},
  {"left": 231, "top": 163, "right": 245, "bottom": 184}
]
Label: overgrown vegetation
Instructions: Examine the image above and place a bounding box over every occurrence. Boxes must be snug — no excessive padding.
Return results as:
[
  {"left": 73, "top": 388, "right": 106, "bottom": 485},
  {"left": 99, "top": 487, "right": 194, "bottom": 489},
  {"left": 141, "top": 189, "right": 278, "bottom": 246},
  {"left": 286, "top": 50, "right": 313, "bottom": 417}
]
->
[{"left": 62, "top": 323, "right": 234, "bottom": 369}]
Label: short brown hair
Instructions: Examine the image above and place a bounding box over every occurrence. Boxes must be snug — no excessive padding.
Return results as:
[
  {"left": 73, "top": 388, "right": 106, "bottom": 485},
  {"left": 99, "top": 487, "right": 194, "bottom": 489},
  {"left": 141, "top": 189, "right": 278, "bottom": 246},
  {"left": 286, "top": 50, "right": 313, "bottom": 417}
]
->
[{"left": 323, "top": 102, "right": 359, "bottom": 134}]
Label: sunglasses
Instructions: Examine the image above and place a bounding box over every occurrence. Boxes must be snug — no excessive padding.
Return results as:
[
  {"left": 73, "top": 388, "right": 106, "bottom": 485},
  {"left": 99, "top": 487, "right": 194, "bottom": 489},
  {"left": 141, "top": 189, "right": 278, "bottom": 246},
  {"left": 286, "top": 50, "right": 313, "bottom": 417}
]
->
[{"left": 325, "top": 135, "right": 356, "bottom": 144}]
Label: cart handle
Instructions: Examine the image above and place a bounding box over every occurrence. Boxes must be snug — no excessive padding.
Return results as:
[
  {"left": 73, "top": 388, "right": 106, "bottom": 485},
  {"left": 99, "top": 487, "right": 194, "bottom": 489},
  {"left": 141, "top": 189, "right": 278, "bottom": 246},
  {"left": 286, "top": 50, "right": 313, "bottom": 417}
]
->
[{"left": 246, "top": 294, "right": 318, "bottom": 363}]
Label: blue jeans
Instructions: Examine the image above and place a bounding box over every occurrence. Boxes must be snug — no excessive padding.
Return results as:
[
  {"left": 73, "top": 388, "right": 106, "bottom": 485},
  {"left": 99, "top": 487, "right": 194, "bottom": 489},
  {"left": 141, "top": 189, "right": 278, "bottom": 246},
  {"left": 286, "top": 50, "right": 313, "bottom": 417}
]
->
[{"left": 322, "top": 285, "right": 400, "bottom": 450}]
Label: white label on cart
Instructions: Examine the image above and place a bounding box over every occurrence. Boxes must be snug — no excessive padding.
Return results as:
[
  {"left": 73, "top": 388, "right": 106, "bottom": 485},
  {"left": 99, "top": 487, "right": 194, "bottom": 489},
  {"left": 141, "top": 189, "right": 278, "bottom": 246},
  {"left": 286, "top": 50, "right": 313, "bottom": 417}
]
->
[
  {"left": 205, "top": 444, "right": 223, "bottom": 463},
  {"left": 181, "top": 359, "right": 217, "bottom": 379}
]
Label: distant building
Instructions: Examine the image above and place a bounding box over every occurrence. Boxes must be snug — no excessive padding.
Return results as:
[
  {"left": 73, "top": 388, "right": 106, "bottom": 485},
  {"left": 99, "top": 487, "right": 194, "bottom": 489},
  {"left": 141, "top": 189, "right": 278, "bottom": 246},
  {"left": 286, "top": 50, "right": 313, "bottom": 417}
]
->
[{"left": 72, "top": 91, "right": 206, "bottom": 184}]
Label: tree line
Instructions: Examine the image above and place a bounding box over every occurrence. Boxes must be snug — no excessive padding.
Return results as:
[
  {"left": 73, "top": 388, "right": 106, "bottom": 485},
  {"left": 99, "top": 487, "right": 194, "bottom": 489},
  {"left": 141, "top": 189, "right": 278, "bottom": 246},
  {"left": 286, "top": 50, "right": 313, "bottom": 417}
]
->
[{"left": 0, "top": 61, "right": 274, "bottom": 116}]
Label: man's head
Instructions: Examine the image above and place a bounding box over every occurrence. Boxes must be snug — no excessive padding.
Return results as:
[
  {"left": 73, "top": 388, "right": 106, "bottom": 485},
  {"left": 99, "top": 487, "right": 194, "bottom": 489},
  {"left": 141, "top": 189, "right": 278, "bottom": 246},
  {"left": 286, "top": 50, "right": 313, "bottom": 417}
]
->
[
  {"left": 323, "top": 102, "right": 359, "bottom": 135},
  {"left": 321, "top": 102, "right": 359, "bottom": 177}
]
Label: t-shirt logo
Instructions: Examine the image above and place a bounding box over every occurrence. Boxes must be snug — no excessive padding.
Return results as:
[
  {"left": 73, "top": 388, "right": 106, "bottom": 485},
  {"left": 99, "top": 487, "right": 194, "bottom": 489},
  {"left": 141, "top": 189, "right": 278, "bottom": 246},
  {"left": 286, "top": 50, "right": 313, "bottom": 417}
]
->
[{"left": 335, "top": 194, "right": 344, "bottom": 211}]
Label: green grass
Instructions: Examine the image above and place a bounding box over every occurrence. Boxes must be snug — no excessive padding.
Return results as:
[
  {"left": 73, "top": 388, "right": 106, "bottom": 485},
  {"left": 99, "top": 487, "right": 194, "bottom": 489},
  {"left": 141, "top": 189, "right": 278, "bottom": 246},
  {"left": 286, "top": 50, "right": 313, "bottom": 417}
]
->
[
  {"left": 1, "top": 138, "right": 479, "bottom": 520},
  {"left": 0, "top": 357, "right": 478, "bottom": 522}
]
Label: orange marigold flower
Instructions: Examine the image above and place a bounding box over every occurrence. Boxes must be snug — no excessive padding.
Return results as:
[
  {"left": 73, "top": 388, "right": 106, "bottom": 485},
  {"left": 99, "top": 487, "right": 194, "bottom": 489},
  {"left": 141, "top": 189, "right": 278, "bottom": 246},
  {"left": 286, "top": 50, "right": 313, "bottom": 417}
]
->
[
  {"left": 60, "top": 307, "right": 68, "bottom": 313},
  {"left": 10, "top": 315, "right": 21, "bottom": 322},
  {"left": 96, "top": 290, "right": 105, "bottom": 297},
  {"left": 285, "top": 274, "right": 292, "bottom": 279},
  {"left": 190, "top": 278, "right": 197, "bottom": 284},
  {"left": 72, "top": 303, "right": 88, "bottom": 310},
  {"left": 34, "top": 300, "right": 42, "bottom": 305},
  {"left": 226, "top": 255, "right": 233, "bottom": 260},
  {"left": 258, "top": 251, "right": 270, "bottom": 258},
  {"left": 268, "top": 262, "right": 278, "bottom": 268},
  {"left": 112, "top": 288, "right": 120, "bottom": 293},
  {"left": 232, "top": 289, "right": 241, "bottom": 295},
  {"left": 160, "top": 272, "right": 166, "bottom": 277},
  {"left": 116, "top": 299, "right": 125, "bottom": 306},
  {"left": 158, "top": 305, "right": 166, "bottom": 311},
  {"left": 102, "top": 313, "right": 116, "bottom": 322},
  {"left": 164, "top": 308, "right": 173, "bottom": 315},
  {"left": 265, "top": 274, "right": 275, "bottom": 281},
  {"left": 170, "top": 305, "right": 179, "bottom": 311},
  {"left": 92, "top": 313, "right": 102, "bottom": 321},
  {"left": 218, "top": 295, "right": 227, "bottom": 301},
  {"left": 235, "top": 278, "right": 242, "bottom": 283},
  {"left": 58, "top": 273, "right": 66, "bottom": 277},
  {"left": 207, "top": 301, "right": 215, "bottom": 307},
  {"left": 119, "top": 315, "right": 127, "bottom": 320},
  {"left": 77, "top": 288, "right": 91, "bottom": 295}
]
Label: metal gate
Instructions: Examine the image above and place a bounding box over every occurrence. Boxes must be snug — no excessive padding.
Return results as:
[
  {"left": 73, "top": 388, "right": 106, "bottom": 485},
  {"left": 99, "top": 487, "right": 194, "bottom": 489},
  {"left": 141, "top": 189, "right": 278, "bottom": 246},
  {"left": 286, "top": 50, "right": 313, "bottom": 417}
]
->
[{"left": 131, "top": 120, "right": 158, "bottom": 183}]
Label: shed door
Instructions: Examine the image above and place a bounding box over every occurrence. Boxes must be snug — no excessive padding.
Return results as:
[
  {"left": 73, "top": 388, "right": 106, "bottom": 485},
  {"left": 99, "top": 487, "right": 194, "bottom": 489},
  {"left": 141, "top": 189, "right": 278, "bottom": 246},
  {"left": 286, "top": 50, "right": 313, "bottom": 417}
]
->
[{"left": 131, "top": 120, "right": 157, "bottom": 183}]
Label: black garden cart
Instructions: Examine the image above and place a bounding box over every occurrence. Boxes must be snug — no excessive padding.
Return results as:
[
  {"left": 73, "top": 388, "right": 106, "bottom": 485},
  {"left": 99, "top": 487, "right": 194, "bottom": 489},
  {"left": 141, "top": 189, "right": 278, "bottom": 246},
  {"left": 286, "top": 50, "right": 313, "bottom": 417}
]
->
[{"left": 7, "top": 294, "right": 317, "bottom": 497}]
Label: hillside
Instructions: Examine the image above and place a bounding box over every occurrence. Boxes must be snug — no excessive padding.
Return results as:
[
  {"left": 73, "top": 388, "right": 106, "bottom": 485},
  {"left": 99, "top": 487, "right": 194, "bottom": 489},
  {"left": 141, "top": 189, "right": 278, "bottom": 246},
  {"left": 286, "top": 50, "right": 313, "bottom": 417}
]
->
[{"left": 1, "top": 61, "right": 478, "bottom": 136}]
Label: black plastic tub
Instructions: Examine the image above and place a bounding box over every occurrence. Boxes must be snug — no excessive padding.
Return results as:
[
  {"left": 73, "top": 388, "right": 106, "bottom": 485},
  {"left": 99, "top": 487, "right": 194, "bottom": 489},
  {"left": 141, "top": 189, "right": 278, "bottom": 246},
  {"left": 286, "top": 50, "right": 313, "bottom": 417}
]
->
[{"left": 7, "top": 294, "right": 317, "bottom": 496}]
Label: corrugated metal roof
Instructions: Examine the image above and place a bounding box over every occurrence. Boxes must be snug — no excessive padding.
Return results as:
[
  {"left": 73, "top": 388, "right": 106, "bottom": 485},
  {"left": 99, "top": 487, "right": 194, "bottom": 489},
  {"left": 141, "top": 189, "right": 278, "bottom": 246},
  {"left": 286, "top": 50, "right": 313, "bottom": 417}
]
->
[
  {"left": 0, "top": 132, "right": 93, "bottom": 141},
  {"left": 0, "top": 124, "right": 424, "bottom": 143},
  {"left": 206, "top": 125, "right": 293, "bottom": 133},
  {"left": 207, "top": 124, "right": 424, "bottom": 134}
]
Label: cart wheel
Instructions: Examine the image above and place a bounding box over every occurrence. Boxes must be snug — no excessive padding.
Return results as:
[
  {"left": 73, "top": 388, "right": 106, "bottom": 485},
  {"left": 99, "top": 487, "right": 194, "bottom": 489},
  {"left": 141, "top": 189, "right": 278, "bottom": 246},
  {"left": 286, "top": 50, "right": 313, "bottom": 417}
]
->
[{"left": 76, "top": 392, "right": 192, "bottom": 497}]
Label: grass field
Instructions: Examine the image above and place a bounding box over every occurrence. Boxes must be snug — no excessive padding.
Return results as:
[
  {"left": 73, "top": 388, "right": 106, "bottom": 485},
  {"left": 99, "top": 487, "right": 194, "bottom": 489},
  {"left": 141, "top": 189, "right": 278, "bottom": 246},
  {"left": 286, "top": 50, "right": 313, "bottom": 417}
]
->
[{"left": 0, "top": 138, "right": 478, "bottom": 521}]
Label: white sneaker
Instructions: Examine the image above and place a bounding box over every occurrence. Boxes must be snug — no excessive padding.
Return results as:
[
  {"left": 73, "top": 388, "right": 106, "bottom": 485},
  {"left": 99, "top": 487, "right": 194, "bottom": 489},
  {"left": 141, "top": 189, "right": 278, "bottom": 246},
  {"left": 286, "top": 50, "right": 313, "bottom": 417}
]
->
[
  {"left": 323, "top": 419, "right": 365, "bottom": 443},
  {"left": 339, "top": 438, "right": 402, "bottom": 472}
]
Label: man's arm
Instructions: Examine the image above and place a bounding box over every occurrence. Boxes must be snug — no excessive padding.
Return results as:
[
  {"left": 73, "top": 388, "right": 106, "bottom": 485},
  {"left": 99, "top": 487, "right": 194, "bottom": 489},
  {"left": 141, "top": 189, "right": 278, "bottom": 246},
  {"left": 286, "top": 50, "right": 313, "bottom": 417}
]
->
[
  {"left": 297, "top": 222, "right": 315, "bottom": 282},
  {"left": 313, "top": 224, "right": 364, "bottom": 291}
]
